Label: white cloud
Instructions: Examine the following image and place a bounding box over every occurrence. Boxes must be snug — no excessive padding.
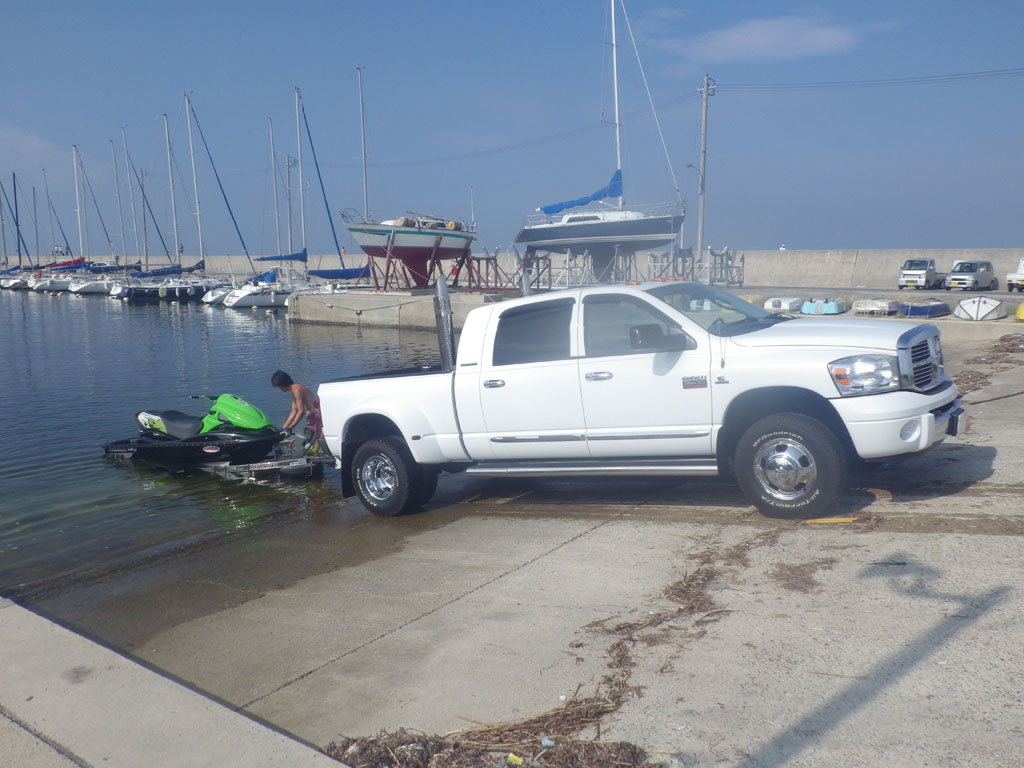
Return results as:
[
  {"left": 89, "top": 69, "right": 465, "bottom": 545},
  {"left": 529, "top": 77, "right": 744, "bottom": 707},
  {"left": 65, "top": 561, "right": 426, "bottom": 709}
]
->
[
  {"left": 640, "top": 14, "right": 863, "bottom": 67},
  {"left": 690, "top": 16, "right": 861, "bottom": 63},
  {"left": 0, "top": 126, "right": 68, "bottom": 180}
]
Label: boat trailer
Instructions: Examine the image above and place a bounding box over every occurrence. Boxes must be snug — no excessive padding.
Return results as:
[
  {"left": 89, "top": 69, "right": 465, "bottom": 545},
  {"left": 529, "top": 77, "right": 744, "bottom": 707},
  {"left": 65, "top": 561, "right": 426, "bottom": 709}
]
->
[{"left": 199, "top": 454, "right": 334, "bottom": 482}]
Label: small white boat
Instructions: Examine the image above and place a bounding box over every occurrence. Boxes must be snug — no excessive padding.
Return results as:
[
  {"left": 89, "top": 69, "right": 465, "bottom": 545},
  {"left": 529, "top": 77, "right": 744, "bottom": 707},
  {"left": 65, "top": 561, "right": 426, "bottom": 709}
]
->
[
  {"left": 29, "top": 274, "right": 75, "bottom": 292},
  {"left": 68, "top": 277, "right": 116, "bottom": 295},
  {"left": 763, "top": 297, "right": 801, "bottom": 313},
  {"left": 201, "top": 285, "right": 233, "bottom": 305},
  {"left": 1, "top": 275, "right": 29, "bottom": 290},
  {"left": 852, "top": 298, "right": 899, "bottom": 316},
  {"left": 223, "top": 282, "right": 292, "bottom": 308},
  {"left": 223, "top": 267, "right": 310, "bottom": 309},
  {"left": 954, "top": 296, "right": 1006, "bottom": 321}
]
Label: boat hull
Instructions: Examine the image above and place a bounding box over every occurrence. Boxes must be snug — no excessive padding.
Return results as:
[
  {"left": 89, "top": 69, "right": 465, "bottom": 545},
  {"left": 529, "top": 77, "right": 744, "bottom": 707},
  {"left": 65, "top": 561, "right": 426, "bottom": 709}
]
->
[
  {"left": 953, "top": 296, "right": 1005, "bottom": 321},
  {"left": 514, "top": 212, "right": 683, "bottom": 256},
  {"left": 900, "top": 300, "right": 951, "bottom": 318},
  {"left": 223, "top": 285, "right": 292, "bottom": 308},
  {"left": 800, "top": 297, "right": 847, "bottom": 315},
  {"left": 346, "top": 223, "right": 475, "bottom": 286},
  {"left": 104, "top": 431, "right": 283, "bottom": 466}
]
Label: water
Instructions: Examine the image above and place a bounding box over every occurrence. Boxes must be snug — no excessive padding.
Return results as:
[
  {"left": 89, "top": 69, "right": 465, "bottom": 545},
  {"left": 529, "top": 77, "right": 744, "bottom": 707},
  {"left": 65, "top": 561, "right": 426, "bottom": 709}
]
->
[{"left": 0, "top": 290, "right": 440, "bottom": 595}]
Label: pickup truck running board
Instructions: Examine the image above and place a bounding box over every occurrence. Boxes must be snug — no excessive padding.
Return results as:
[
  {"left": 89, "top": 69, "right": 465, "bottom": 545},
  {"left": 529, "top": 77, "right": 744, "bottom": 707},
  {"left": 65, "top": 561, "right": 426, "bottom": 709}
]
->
[{"left": 466, "top": 458, "right": 719, "bottom": 478}]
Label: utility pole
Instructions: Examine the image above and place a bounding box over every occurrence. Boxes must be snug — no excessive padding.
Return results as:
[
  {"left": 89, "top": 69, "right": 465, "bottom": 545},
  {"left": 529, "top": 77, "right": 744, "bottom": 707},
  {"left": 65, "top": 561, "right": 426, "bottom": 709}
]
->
[{"left": 696, "top": 72, "right": 715, "bottom": 283}]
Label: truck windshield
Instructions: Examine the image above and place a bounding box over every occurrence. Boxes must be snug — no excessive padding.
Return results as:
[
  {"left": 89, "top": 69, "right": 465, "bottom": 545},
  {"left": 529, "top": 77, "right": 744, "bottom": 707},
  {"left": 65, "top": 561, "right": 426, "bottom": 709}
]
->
[
  {"left": 645, "top": 283, "right": 790, "bottom": 336},
  {"left": 903, "top": 260, "right": 929, "bottom": 270},
  {"left": 952, "top": 262, "right": 978, "bottom": 273}
]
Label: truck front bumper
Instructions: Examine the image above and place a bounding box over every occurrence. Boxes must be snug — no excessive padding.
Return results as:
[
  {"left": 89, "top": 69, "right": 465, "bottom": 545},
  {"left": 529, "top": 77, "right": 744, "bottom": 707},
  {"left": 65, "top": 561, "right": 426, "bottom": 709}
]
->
[{"left": 832, "top": 387, "right": 964, "bottom": 459}]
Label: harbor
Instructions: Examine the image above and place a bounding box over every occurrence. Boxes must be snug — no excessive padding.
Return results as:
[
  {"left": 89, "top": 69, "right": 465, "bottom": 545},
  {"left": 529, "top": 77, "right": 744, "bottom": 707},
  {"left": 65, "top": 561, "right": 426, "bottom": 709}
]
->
[{"left": 4, "top": 0, "right": 1024, "bottom": 764}]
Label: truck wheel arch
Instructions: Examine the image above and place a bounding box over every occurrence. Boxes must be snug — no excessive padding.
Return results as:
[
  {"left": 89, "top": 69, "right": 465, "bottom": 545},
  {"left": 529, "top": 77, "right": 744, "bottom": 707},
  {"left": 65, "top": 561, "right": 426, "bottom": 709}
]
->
[
  {"left": 341, "top": 414, "right": 404, "bottom": 498},
  {"left": 717, "top": 387, "right": 852, "bottom": 474}
]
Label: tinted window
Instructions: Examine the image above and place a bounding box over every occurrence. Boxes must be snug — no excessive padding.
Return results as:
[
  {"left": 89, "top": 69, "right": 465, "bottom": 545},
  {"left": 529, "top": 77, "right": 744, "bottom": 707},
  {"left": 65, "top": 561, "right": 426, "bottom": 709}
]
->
[
  {"left": 492, "top": 298, "right": 574, "bottom": 366},
  {"left": 583, "top": 295, "right": 677, "bottom": 357}
]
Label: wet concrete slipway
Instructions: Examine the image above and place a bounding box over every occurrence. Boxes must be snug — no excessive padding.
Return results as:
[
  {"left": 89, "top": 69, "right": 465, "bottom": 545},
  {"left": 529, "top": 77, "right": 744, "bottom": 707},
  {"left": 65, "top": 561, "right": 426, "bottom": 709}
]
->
[{"left": 2, "top": 335, "right": 1023, "bottom": 767}]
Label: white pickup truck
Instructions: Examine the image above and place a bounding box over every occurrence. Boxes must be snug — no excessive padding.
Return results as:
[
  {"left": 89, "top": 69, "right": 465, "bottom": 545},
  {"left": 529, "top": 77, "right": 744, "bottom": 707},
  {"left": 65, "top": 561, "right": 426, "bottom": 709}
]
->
[
  {"left": 1006, "top": 258, "right": 1024, "bottom": 292},
  {"left": 319, "top": 282, "right": 963, "bottom": 517},
  {"left": 897, "top": 258, "right": 945, "bottom": 290}
]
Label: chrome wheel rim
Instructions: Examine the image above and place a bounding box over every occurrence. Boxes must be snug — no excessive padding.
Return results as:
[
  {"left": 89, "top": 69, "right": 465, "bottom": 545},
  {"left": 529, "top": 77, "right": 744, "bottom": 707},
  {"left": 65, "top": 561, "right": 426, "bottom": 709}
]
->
[
  {"left": 753, "top": 437, "right": 816, "bottom": 501},
  {"left": 361, "top": 454, "right": 396, "bottom": 502}
]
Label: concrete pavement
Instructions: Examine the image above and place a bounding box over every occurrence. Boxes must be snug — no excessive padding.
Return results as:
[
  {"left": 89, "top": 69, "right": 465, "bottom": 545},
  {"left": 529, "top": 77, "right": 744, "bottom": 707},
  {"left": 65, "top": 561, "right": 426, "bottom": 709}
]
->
[{"left": 0, "top": 598, "right": 340, "bottom": 767}]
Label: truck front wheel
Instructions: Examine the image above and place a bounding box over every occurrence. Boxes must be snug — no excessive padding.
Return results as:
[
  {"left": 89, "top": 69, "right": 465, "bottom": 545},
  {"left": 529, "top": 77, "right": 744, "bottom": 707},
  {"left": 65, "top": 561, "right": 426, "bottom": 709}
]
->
[
  {"left": 352, "top": 437, "right": 421, "bottom": 517},
  {"left": 734, "top": 413, "right": 846, "bottom": 517}
]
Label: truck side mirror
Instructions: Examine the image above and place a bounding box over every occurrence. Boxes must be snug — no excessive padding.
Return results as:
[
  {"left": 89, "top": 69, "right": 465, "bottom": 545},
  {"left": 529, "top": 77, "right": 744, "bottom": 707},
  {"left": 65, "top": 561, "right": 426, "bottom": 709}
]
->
[{"left": 630, "top": 324, "right": 695, "bottom": 352}]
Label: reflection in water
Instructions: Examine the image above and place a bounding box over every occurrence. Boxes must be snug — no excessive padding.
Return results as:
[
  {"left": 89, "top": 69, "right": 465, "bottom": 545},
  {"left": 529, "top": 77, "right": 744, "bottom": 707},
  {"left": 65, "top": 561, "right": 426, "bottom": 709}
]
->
[{"left": 0, "top": 292, "right": 438, "bottom": 594}]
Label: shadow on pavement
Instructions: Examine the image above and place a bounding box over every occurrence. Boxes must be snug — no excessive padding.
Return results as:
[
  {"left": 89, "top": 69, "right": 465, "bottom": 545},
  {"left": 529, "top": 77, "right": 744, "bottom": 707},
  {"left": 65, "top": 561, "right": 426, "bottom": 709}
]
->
[{"left": 734, "top": 553, "right": 1010, "bottom": 768}]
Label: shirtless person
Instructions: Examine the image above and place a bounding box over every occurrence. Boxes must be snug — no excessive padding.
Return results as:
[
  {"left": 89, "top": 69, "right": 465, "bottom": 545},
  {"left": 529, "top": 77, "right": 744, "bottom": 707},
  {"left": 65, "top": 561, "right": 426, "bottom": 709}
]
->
[{"left": 271, "top": 370, "right": 322, "bottom": 437}]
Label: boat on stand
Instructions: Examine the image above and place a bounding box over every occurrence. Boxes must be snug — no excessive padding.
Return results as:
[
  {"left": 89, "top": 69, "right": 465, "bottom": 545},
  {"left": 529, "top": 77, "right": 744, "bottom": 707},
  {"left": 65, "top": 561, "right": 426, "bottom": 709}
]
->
[
  {"left": 344, "top": 214, "right": 475, "bottom": 288},
  {"left": 513, "top": 0, "right": 684, "bottom": 282},
  {"left": 339, "top": 67, "right": 474, "bottom": 289}
]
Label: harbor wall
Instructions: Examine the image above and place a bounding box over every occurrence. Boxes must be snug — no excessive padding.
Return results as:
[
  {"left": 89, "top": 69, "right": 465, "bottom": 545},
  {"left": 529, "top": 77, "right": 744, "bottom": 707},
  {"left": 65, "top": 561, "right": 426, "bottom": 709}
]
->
[
  {"left": 736, "top": 248, "right": 1024, "bottom": 288},
  {"left": 289, "top": 290, "right": 490, "bottom": 330},
  {"left": 197, "top": 248, "right": 1024, "bottom": 291}
]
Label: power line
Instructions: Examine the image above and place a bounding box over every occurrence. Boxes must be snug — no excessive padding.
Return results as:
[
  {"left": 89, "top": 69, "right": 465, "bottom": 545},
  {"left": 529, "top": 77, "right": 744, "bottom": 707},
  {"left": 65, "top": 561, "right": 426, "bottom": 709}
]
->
[
  {"left": 371, "top": 91, "right": 701, "bottom": 169},
  {"left": 719, "top": 66, "right": 1024, "bottom": 92}
]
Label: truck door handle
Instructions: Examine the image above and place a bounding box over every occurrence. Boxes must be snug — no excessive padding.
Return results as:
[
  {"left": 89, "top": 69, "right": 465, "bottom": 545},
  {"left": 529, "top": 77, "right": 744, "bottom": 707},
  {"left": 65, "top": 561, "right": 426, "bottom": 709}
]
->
[
  {"left": 483, "top": 379, "right": 506, "bottom": 388},
  {"left": 585, "top": 371, "right": 613, "bottom": 381}
]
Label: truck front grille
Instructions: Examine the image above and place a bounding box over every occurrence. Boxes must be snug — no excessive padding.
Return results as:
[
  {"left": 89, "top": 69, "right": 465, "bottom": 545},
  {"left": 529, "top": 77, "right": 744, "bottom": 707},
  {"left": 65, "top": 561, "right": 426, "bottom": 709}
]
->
[
  {"left": 911, "top": 340, "right": 938, "bottom": 388},
  {"left": 898, "top": 326, "right": 943, "bottom": 392}
]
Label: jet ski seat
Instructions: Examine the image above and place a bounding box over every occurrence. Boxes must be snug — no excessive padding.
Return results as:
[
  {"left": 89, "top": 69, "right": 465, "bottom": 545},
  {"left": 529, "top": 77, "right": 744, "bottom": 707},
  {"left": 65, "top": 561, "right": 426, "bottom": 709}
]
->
[{"left": 156, "top": 410, "right": 206, "bottom": 440}]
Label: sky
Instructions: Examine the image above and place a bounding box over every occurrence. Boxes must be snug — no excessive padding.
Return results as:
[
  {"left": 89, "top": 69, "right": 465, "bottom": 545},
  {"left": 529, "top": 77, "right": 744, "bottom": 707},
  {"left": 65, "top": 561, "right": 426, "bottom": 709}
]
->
[{"left": 2, "top": 0, "right": 1023, "bottom": 266}]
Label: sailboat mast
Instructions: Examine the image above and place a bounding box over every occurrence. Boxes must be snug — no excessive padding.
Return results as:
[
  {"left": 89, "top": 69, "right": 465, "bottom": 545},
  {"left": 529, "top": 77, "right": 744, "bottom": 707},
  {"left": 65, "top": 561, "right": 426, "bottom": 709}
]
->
[
  {"left": 13, "top": 173, "right": 21, "bottom": 267},
  {"left": 269, "top": 117, "right": 281, "bottom": 255},
  {"left": 122, "top": 128, "right": 141, "bottom": 260},
  {"left": 42, "top": 168, "right": 56, "bottom": 255},
  {"left": 72, "top": 146, "right": 85, "bottom": 260},
  {"left": 357, "top": 65, "right": 369, "bottom": 222},
  {"left": 611, "top": 0, "right": 623, "bottom": 209},
  {"left": 185, "top": 93, "right": 204, "bottom": 260},
  {"left": 294, "top": 87, "right": 307, "bottom": 252},
  {"left": 163, "top": 113, "right": 181, "bottom": 264},
  {"left": 110, "top": 140, "right": 126, "bottom": 262}
]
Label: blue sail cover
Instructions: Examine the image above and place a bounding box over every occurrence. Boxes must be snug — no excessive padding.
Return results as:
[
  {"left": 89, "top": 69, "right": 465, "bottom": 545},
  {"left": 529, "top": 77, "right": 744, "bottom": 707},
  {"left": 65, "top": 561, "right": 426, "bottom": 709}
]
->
[
  {"left": 88, "top": 262, "right": 141, "bottom": 273},
  {"left": 539, "top": 170, "right": 622, "bottom": 216},
  {"left": 134, "top": 265, "right": 182, "bottom": 278},
  {"left": 247, "top": 269, "right": 279, "bottom": 284},
  {"left": 309, "top": 266, "right": 370, "bottom": 280},
  {"left": 255, "top": 248, "right": 307, "bottom": 262}
]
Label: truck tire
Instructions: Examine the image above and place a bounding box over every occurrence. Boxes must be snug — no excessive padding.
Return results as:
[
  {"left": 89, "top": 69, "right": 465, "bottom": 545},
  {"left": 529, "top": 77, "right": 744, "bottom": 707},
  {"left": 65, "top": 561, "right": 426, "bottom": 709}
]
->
[
  {"left": 412, "top": 466, "right": 439, "bottom": 507},
  {"left": 352, "top": 437, "right": 421, "bottom": 517},
  {"left": 734, "top": 413, "right": 846, "bottom": 517}
]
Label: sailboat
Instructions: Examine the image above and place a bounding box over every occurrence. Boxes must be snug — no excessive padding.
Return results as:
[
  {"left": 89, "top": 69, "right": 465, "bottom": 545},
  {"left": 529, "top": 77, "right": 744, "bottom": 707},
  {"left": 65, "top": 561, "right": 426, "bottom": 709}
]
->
[
  {"left": 514, "top": 0, "right": 684, "bottom": 281},
  {"left": 342, "top": 67, "right": 475, "bottom": 289}
]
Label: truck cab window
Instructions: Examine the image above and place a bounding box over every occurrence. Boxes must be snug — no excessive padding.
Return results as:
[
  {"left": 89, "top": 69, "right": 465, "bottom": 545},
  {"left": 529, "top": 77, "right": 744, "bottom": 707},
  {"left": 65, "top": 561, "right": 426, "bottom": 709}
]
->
[
  {"left": 492, "top": 298, "right": 575, "bottom": 366},
  {"left": 583, "top": 295, "right": 677, "bottom": 357}
]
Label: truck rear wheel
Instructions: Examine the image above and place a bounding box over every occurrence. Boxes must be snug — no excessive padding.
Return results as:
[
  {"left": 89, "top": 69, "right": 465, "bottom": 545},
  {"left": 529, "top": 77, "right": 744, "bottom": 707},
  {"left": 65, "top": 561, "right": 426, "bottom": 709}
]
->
[
  {"left": 734, "top": 413, "right": 846, "bottom": 517},
  {"left": 352, "top": 437, "right": 421, "bottom": 517}
]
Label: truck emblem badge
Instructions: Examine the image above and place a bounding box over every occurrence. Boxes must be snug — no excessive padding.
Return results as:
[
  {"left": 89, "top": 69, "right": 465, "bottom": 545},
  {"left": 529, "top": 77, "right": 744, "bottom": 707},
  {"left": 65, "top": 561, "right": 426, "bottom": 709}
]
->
[
  {"left": 715, "top": 376, "right": 729, "bottom": 384},
  {"left": 682, "top": 376, "right": 708, "bottom": 389}
]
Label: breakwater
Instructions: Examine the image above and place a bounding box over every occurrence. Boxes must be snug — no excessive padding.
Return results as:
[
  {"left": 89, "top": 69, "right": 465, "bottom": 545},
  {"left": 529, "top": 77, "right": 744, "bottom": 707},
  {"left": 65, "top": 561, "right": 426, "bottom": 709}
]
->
[
  {"left": 736, "top": 248, "right": 1024, "bottom": 289},
  {"left": 195, "top": 248, "right": 1024, "bottom": 291}
]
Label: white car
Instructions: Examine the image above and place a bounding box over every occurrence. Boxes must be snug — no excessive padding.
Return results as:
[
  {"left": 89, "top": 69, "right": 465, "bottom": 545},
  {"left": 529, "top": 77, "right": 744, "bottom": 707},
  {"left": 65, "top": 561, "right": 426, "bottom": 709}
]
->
[{"left": 944, "top": 261, "right": 998, "bottom": 291}]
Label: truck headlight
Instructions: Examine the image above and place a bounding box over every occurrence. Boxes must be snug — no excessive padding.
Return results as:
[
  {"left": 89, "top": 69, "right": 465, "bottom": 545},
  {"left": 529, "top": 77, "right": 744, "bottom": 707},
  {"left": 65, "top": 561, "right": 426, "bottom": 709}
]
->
[{"left": 828, "top": 355, "right": 900, "bottom": 396}]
